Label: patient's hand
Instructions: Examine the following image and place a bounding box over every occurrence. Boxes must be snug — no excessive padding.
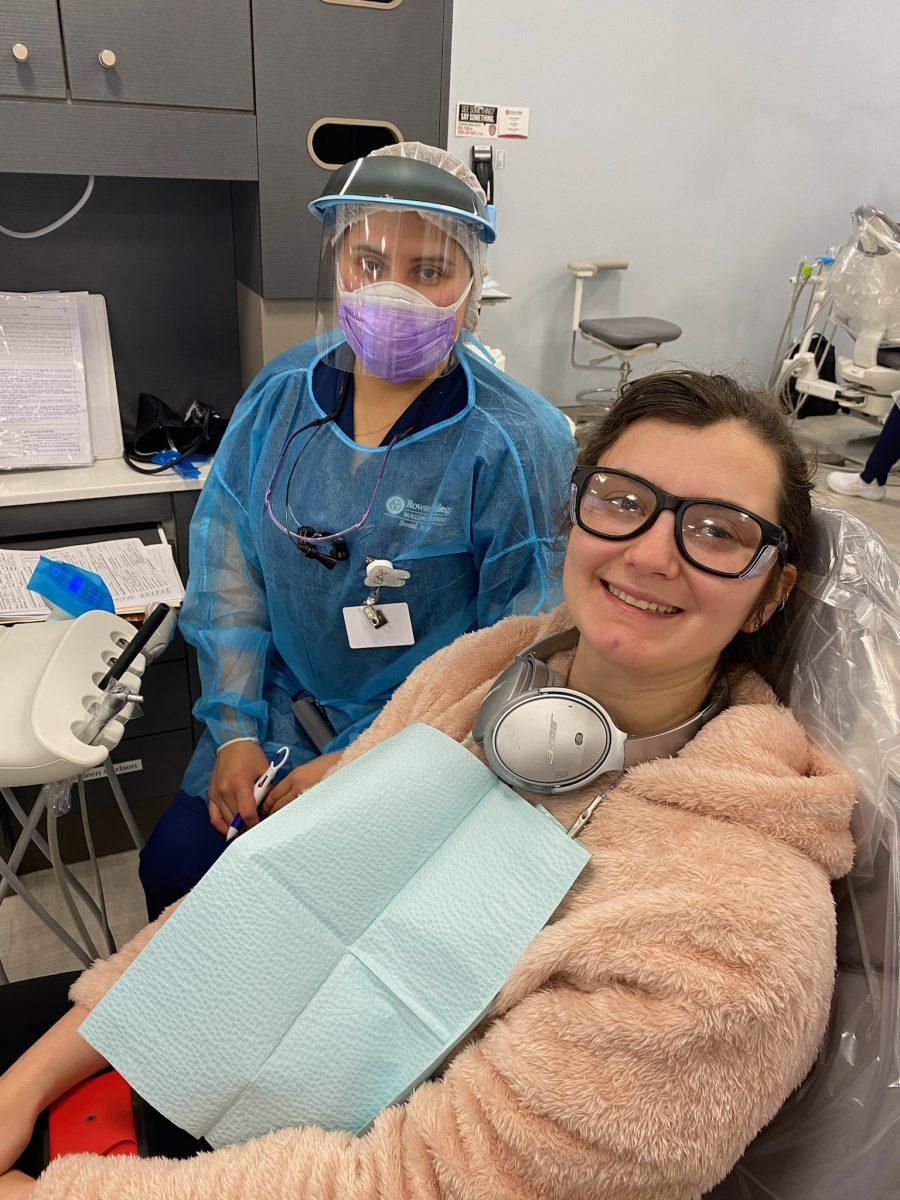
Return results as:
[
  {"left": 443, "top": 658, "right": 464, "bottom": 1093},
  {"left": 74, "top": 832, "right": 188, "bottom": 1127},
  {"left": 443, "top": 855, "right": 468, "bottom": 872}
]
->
[
  {"left": 262, "top": 751, "right": 342, "bottom": 815},
  {"left": 209, "top": 740, "right": 271, "bottom": 834}
]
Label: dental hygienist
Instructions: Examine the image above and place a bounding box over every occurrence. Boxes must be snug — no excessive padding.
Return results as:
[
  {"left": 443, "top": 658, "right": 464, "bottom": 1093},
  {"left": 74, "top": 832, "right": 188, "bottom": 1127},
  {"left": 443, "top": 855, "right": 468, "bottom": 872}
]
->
[{"left": 138, "top": 141, "right": 575, "bottom": 918}]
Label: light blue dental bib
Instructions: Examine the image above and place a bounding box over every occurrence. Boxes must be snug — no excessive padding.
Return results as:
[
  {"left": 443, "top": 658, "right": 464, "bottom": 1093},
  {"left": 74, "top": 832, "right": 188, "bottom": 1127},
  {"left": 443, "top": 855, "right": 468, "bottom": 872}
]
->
[{"left": 81, "top": 725, "right": 589, "bottom": 1147}]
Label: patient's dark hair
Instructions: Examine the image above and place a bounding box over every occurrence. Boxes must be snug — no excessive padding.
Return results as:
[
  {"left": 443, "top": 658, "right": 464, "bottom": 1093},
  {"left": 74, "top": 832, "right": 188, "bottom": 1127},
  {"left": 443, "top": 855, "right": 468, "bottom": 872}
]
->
[{"left": 575, "top": 370, "right": 815, "bottom": 694}]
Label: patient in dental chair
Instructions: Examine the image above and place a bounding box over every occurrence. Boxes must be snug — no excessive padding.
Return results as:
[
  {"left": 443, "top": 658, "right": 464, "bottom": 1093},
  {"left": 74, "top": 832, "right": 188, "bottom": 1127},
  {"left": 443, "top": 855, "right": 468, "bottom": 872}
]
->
[{"left": 0, "top": 371, "right": 855, "bottom": 1200}]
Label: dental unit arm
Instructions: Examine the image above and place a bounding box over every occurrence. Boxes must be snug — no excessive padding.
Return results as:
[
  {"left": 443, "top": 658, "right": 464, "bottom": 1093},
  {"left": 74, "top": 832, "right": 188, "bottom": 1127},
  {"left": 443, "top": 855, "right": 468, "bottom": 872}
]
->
[
  {"left": 0, "top": 605, "right": 175, "bottom": 980},
  {"left": 0, "top": 609, "right": 165, "bottom": 788},
  {"left": 772, "top": 206, "right": 900, "bottom": 421}
]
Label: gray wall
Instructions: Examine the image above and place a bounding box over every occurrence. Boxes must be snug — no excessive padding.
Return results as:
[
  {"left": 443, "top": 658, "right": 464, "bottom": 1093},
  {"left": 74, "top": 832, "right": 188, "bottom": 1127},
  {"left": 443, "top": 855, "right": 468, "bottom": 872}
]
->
[
  {"left": 0, "top": 175, "right": 243, "bottom": 435},
  {"left": 448, "top": 0, "right": 900, "bottom": 404}
]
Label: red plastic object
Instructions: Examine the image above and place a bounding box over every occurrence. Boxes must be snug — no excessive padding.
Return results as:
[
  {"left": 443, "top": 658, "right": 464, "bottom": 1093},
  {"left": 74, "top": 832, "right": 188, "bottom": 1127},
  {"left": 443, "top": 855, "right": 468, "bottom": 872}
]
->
[{"left": 48, "top": 1071, "right": 141, "bottom": 1159}]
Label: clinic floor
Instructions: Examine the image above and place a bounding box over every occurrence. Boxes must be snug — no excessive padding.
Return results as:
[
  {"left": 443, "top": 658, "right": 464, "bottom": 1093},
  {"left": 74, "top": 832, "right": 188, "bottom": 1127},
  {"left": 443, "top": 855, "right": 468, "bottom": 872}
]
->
[
  {"left": 802, "top": 415, "right": 900, "bottom": 560},
  {"left": 0, "top": 850, "right": 146, "bottom": 983},
  {"left": 2, "top": 452, "right": 898, "bottom": 983}
]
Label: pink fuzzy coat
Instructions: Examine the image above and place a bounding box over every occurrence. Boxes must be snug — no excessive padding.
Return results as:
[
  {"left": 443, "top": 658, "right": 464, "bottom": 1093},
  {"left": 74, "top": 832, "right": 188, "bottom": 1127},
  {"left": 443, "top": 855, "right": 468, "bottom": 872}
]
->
[{"left": 34, "top": 606, "right": 856, "bottom": 1200}]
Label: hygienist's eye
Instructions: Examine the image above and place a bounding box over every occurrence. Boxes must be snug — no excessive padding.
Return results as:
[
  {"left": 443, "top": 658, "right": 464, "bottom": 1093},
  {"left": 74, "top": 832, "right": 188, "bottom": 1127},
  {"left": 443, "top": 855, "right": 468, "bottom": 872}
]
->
[{"left": 415, "top": 264, "right": 448, "bottom": 282}]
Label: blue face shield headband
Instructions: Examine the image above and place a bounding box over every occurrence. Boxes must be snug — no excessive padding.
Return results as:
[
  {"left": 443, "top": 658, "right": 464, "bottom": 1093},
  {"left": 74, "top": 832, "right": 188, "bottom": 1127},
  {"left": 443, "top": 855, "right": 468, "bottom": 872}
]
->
[{"left": 570, "top": 466, "right": 789, "bottom": 580}]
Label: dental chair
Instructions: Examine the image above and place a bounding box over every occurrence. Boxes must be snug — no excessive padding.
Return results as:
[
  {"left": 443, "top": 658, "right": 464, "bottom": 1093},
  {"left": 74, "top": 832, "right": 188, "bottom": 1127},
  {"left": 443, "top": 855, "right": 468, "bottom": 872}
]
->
[
  {"left": 772, "top": 207, "right": 900, "bottom": 464},
  {"left": 564, "top": 258, "right": 682, "bottom": 419},
  {"left": 707, "top": 506, "right": 900, "bottom": 1198}
]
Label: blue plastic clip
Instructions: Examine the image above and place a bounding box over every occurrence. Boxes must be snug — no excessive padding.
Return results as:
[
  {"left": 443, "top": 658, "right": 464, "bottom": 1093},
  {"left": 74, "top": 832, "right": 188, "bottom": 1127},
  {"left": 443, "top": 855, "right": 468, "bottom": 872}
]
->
[{"left": 149, "top": 450, "right": 210, "bottom": 479}]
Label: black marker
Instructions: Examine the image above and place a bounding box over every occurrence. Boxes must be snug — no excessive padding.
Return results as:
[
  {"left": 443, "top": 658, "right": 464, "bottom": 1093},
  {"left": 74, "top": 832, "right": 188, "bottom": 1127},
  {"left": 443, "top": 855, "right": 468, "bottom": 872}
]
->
[{"left": 97, "top": 604, "right": 171, "bottom": 691}]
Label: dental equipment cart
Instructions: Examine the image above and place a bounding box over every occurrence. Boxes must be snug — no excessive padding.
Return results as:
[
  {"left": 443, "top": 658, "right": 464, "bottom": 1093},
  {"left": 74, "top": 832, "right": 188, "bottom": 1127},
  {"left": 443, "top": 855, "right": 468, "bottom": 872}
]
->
[{"left": 0, "top": 606, "right": 176, "bottom": 984}]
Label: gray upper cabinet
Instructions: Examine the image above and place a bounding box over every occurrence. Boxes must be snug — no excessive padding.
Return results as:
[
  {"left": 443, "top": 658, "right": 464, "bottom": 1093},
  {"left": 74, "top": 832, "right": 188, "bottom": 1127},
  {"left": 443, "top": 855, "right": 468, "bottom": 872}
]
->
[
  {"left": 1, "top": 0, "right": 453, "bottom": 296},
  {"left": 243, "top": 0, "right": 453, "bottom": 298},
  {"left": 58, "top": 0, "right": 254, "bottom": 111},
  {"left": 0, "top": 0, "right": 67, "bottom": 99}
]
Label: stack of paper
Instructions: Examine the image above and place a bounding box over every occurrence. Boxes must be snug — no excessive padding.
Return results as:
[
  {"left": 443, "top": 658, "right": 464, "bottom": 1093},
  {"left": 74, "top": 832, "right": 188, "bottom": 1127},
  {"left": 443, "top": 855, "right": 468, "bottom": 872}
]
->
[
  {"left": 0, "top": 537, "right": 184, "bottom": 623},
  {"left": 0, "top": 290, "right": 123, "bottom": 472},
  {"left": 73, "top": 291, "right": 123, "bottom": 460}
]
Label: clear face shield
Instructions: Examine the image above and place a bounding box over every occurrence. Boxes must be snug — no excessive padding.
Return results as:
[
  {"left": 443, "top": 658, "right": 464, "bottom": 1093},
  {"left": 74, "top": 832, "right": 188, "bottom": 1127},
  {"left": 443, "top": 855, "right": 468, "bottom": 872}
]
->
[{"left": 315, "top": 207, "right": 476, "bottom": 383}]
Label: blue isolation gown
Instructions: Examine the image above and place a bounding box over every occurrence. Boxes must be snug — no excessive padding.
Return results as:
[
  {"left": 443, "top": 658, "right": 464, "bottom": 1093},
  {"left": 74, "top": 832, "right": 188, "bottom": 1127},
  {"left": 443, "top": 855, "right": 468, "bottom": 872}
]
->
[{"left": 178, "top": 336, "right": 575, "bottom": 798}]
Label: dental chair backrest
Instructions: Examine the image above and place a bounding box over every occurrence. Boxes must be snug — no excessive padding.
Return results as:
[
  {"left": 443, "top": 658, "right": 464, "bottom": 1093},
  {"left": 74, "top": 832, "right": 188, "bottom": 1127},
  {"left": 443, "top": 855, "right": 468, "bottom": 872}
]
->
[
  {"left": 707, "top": 506, "right": 900, "bottom": 1198},
  {"left": 828, "top": 206, "right": 900, "bottom": 345}
]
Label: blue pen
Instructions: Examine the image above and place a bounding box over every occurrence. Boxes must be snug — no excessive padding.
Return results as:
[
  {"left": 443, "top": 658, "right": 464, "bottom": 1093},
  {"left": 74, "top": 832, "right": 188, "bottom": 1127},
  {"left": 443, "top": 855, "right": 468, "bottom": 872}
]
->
[{"left": 225, "top": 745, "right": 290, "bottom": 842}]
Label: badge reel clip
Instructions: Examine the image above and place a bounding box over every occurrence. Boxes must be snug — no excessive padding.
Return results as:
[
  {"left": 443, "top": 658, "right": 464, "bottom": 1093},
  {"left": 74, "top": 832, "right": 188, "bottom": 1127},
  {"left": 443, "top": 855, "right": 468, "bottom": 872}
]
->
[{"left": 362, "top": 558, "right": 410, "bottom": 628}]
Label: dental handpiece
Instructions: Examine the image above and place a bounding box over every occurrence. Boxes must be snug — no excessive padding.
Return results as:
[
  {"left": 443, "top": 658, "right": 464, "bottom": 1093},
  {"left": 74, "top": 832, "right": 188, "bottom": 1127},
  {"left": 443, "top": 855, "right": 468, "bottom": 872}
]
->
[{"left": 74, "top": 683, "right": 136, "bottom": 745}]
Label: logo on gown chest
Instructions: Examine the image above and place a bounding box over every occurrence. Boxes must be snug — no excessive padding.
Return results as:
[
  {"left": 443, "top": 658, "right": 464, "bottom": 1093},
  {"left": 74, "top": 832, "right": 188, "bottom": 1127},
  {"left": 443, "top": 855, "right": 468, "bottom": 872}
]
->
[{"left": 385, "top": 495, "right": 454, "bottom": 527}]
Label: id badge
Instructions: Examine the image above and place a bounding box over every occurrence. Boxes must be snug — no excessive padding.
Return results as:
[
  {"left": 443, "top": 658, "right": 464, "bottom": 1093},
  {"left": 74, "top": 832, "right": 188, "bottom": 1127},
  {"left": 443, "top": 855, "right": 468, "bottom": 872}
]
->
[{"left": 343, "top": 603, "right": 415, "bottom": 649}]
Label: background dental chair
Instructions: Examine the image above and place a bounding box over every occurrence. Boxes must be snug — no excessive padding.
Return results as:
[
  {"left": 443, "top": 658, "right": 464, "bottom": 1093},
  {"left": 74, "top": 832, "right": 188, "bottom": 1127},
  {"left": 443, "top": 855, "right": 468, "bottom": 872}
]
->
[
  {"left": 707, "top": 506, "right": 900, "bottom": 1198},
  {"left": 564, "top": 258, "right": 682, "bottom": 419},
  {"left": 772, "top": 208, "right": 900, "bottom": 466}
]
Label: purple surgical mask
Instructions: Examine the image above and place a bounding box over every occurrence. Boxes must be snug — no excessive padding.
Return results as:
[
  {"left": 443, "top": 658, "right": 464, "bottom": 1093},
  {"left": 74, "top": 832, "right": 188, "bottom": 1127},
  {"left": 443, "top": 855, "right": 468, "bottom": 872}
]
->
[{"left": 338, "top": 280, "right": 472, "bottom": 383}]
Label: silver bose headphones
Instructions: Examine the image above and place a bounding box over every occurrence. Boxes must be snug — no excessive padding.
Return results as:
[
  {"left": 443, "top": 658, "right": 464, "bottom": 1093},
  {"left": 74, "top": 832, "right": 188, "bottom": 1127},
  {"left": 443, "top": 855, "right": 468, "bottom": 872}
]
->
[{"left": 473, "top": 628, "right": 727, "bottom": 794}]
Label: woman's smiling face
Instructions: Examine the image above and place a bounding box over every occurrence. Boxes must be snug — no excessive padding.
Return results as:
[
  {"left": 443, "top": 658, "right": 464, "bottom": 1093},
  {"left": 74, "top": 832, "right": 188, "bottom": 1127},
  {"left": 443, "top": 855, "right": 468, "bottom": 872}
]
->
[{"left": 563, "top": 417, "right": 787, "bottom": 680}]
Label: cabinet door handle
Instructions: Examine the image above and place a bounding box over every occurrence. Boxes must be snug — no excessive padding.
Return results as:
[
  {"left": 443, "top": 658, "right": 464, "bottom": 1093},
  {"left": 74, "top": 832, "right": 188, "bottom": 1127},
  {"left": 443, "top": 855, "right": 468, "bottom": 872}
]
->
[
  {"left": 98, "top": 48, "right": 118, "bottom": 68},
  {"left": 12, "top": 43, "right": 30, "bottom": 64}
]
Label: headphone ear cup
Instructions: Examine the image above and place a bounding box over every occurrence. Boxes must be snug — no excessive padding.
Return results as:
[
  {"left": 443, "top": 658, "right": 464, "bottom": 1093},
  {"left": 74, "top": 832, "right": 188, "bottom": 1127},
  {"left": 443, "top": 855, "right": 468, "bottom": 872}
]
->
[
  {"left": 526, "top": 658, "right": 549, "bottom": 690},
  {"left": 473, "top": 652, "right": 567, "bottom": 746},
  {"left": 483, "top": 689, "right": 616, "bottom": 792},
  {"left": 526, "top": 659, "right": 565, "bottom": 690},
  {"left": 472, "top": 660, "right": 529, "bottom": 744}
]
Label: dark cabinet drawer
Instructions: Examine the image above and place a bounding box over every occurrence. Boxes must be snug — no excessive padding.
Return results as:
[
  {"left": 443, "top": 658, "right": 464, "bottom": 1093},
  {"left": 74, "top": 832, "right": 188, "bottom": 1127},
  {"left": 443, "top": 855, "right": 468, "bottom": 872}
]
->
[
  {"left": 0, "top": 0, "right": 67, "bottom": 99},
  {"left": 101, "top": 728, "right": 194, "bottom": 803},
  {"left": 123, "top": 658, "right": 192, "bottom": 742},
  {"left": 59, "top": 0, "right": 254, "bottom": 111}
]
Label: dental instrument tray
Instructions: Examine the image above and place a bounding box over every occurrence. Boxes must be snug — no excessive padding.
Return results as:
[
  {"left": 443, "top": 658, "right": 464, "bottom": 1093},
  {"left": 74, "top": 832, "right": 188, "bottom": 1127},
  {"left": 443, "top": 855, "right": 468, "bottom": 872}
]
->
[{"left": 0, "top": 610, "right": 147, "bottom": 788}]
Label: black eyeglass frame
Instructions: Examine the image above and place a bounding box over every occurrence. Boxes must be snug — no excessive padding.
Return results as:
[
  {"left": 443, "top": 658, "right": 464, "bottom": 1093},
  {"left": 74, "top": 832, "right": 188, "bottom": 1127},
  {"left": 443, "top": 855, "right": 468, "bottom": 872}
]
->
[{"left": 569, "top": 466, "right": 789, "bottom": 580}]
